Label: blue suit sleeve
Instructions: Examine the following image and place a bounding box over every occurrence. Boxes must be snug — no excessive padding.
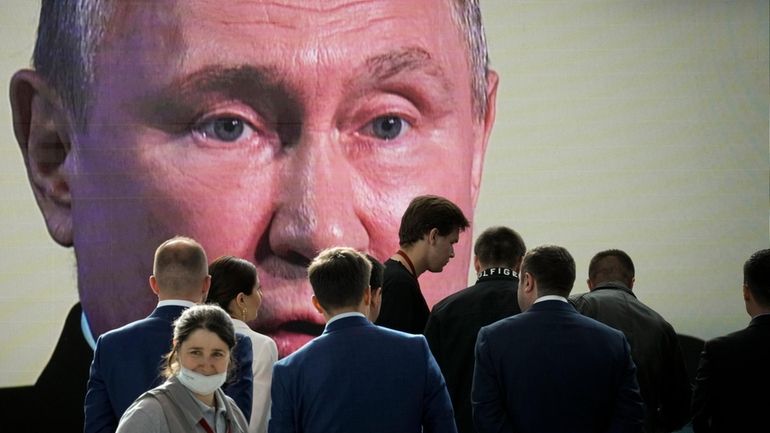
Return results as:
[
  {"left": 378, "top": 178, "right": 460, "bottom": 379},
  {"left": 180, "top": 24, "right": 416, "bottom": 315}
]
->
[
  {"left": 223, "top": 334, "right": 254, "bottom": 421},
  {"left": 471, "top": 327, "right": 513, "bottom": 433},
  {"left": 419, "top": 336, "right": 457, "bottom": 433},
  {"left": 608, "top": 336, "right": 645, "bottom": 433},
  {"left": 267, "top": 362, "right": 295, "bottom": 433},
  {"left": 84, "top": 336, "right": 119, "bottom": 433}
]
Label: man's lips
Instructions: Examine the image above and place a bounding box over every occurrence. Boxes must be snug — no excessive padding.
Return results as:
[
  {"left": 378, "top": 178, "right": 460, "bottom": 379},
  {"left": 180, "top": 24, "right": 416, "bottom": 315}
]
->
[{"left": 267, "top": 322, "right": 326, "bottom": 358}]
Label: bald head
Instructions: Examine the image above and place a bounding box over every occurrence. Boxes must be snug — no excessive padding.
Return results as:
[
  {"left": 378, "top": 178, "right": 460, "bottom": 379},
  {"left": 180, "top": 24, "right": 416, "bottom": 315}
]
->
[{"left": 152, "top": 236, "right": 209, "bottom": 300}]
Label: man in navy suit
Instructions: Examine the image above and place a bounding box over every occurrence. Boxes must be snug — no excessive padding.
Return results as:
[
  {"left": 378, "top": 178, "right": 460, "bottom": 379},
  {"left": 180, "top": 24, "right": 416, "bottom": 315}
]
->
[
  {"left": 269, "top": 247, "right": 457, "bottom": 433},
  {"left": 84, "top": 237, "right": 253, "bottom": 433},
  {"left": 691, "top": 248, "right": 770, "bottom": 433},
  {"left": 472, "top": 245, "right": 645, "bottom": 433}
]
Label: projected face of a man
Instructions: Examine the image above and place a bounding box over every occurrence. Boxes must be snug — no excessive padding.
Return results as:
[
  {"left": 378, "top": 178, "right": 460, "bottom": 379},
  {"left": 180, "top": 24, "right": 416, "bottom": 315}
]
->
[{"left": 24, "top": 0, "right": 497, "bottom": 356}]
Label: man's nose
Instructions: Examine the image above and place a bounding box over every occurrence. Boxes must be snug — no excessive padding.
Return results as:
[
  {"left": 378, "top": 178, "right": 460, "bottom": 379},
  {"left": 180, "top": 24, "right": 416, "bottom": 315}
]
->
[{"left": 268, "top": 131, "right": 368, "bottom": 266}]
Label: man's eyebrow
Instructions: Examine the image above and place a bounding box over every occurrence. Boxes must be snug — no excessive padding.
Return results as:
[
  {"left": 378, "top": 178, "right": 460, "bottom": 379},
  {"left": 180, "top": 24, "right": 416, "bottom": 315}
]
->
[
  {"left": 134, "top": 64, "right": 298, "bottom": 125},
  {"left": 358, "top": 47, "right": 453, "bottom": 92}
]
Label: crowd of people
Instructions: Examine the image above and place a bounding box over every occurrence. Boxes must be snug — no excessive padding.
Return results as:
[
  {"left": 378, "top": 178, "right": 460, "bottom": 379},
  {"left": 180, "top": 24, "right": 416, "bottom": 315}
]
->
[
  {"left": 75, "top": 194, "right": 768, "bottom": 433},
  {"left": 2, "top": 1, "right": 766, "bottom": 432}
]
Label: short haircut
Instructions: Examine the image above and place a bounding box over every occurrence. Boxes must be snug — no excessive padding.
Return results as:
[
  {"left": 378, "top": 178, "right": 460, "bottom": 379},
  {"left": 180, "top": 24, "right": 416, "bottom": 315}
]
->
[
  {"left": 744, "top": 248, "right": 770, "bottom": 307},
  {"left": 163, "top": 304, "right": 236, "bottom": 378},
  {"left": 398, "top": 195, "right": 469, "bottom": 246},
  {"left": 207, "top": 256, "right": 258, "bottom": 312},
  {"left": 521, "top": 245, "right": 576, "bottom": 297},
  {"left": 153, "top": 236, "right": 208, "bottom": 295},
  {"left": 367, "top": 254, "right": 385, "bottom": 291},
  {"left": 588, "top": 249, "right": 636, "bottom": 287},
  {"left": 473, "top": 226, "right": 526, "bottom": 268},
  {"left": 33, "top": 0, "right": 490, "bottom": 129},
  {"left": 308, "top": 247, "right": 371, "bottom": 311}
]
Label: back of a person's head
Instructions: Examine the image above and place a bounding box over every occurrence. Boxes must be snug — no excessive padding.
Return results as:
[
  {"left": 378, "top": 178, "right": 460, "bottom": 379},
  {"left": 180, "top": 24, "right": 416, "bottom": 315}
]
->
[
  {"left": 164, "top": 304, "right": 235, "bottom": 377},
  {"left": 398, "top": 195, "right": 469, "bottom": 246},
  {"left": 308, "top": 247, "right": 371, "bottom": 311},
  {"left": 744, "top": 249, "right": 770, "bottom": 307},
  {"left": 153, "top": 236, "right": 208, "bottom": 296},
  {"left": 366, "top": 254, "right": 385, "bottom": 291},
  {"left": 522, "top": 245, "right": 575, "bottom": 296},
  {"left": 588, "top": 249, "right": 635, "bottom": 287},
  {"left": 474, "top": 226, "right": 526, "bottom": 268},
  {"left": 207, "top": 256, "right": 257, "bottom": 311}
]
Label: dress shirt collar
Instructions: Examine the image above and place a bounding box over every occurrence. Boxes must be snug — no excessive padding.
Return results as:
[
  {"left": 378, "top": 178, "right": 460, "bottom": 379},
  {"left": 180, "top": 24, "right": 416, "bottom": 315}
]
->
[
  {"left": 157, "top": 299, "right": 197, "bottom": 308},
  {"left": 326, "top": 311, "right": 366, "bottom": 326},
  {"left": 534, "top": 295, "right": 569, "bottom": 304}
]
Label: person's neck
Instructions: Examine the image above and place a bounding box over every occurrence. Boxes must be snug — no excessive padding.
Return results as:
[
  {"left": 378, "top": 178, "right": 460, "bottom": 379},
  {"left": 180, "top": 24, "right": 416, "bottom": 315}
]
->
[
  {"left": 394, "top": 245, "right": 427, "bottom": 277},
  {"left": 193, "top": 391, "right": 216, "bottom": 408},
  {"left": 324, "top": 305, "right": 367, "bottom": 322}
]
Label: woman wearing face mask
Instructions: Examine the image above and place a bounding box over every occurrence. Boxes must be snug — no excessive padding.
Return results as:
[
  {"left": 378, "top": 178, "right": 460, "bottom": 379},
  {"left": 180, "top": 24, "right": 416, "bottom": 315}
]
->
[
  {"left": 207, "top": 256, "right": 278, "bottom": 433},
  {"left": 116, "top": 305, "right": 249, "bottom": 433}
]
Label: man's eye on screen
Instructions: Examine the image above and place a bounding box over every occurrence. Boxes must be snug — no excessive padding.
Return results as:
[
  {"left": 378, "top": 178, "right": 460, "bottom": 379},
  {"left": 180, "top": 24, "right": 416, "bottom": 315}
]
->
[
  {"left": 364, "top": 115, "right": 412, "bottom": 141},
  {"left": 194, "top": 116, "right": 254, "bottom": 143}
]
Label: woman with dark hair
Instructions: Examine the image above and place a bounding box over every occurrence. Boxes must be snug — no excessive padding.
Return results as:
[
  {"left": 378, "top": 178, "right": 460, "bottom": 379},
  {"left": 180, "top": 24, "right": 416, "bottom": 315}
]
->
[
  {"left": 116, "top": 305, "right": 249, "bottom": 433},
  {"left": 208, "top": 256, "right": 278, "bottom": 433}
]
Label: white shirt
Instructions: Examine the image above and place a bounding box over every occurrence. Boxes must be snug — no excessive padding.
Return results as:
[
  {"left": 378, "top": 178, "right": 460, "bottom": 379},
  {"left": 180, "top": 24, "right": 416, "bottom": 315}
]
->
[
  {"left": 231, "top": 318, "right": 278, "bottom": 433},
  {"left": 534, "top": 295, "right": 569, "bottom": 304}
]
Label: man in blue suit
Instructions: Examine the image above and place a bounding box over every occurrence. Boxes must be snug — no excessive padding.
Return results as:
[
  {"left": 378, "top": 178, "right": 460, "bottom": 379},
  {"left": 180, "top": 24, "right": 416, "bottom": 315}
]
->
[
  {"left": 269, "top": 247, "right": 457, "bottom": 433},
  {"left": 84, "top": 236, "right": 254, "bottom": 433},
  {"left": 472, "top": 245, "right": 645, "bottom": 433}
]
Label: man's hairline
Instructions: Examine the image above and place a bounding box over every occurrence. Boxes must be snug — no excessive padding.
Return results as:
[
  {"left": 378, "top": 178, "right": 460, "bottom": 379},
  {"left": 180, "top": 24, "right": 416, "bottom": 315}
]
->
[{"left": 41, "top": 0, "right": 490, "bottom": 130}]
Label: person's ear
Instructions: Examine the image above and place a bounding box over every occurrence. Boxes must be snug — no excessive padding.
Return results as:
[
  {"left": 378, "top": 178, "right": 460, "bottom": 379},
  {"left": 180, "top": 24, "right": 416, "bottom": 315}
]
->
[
  {"left": 428, "top": 228, "right": 439, "bottom": 245},
  {"left": 522, "top": 272, "right": 535, "bottom": 294},
  {"left": 743, "top": 283, "right": 751, "bottom": 302},
  {"left": 311, "top": 295, "right": 325, "bottom": 316},
  {"left": 10, "top": 69, "right": 75, "bottom": 247},
  {"left": 473, "top": 255, "right": 481, "bottom": 273},
  {"left": 200, "top": 275, "right": 211, "bottom": 302},
  {"left": 628, "top": 277, "right": 635, "bottom": 290},
  {"left": 149, "top": 275, "right": 160, "bottom": 296},
  {"left": 586, "top": 278, "right": 594, "bottom": 290},
  {"left": 470, "top": 70, "right": 499, "bottom": 208}
]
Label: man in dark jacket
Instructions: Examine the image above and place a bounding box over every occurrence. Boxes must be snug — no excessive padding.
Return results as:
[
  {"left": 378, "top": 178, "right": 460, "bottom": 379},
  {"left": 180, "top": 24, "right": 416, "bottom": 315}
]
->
[
  {"left": 424, "top": 226, "right": 525, "bottom": 433},
  {"left": 571, "top": 249, "right": 691, "bottom": 433}
]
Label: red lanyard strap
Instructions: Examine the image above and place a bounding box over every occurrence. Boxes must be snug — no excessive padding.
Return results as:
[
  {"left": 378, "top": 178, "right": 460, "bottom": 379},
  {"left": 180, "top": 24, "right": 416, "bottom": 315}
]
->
[
  {"left": 396, "top": 250, "right": 417, "bottom": 277},
  {"left": 199, "top": 418, "right": 231, "bottom": 433}
]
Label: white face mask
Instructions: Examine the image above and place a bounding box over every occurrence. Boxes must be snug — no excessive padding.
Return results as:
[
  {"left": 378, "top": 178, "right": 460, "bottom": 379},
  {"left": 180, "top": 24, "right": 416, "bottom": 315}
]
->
[{"left": 177, "top": 367, "right": 227, "bottom": 395}]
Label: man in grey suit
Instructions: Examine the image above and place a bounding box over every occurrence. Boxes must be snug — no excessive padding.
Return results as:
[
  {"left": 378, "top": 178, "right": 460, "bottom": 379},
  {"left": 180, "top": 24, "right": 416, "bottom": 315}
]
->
[
  {"left": 269, "top": 247, "right": 456, "bottom": 433},
  {"left": 472, "top": 245, "right": 645, "bottom": 433}
]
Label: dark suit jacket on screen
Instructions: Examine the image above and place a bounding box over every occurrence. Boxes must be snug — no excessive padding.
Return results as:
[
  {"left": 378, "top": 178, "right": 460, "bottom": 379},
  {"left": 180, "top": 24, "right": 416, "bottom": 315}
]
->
[
  {"left": 269, "top": 314, "right": 457, "bottom": 433},
  {"left": 424, "top": 267, "right": 520, "bottom": 433},
  {"left": 691, "top": 313, "right": 770, "bottom": 433},
  {"left": 472, "top": 299, "right": 645, "bottom": 433},
  {"left": 0, "top": 303, "right": 92, "bottom": 432}
]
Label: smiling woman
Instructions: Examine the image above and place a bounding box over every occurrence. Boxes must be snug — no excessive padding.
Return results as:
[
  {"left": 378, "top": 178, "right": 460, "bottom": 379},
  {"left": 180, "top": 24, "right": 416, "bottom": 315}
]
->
[{"left": 116, "top": 305, "right": 249, "bottom": 433}]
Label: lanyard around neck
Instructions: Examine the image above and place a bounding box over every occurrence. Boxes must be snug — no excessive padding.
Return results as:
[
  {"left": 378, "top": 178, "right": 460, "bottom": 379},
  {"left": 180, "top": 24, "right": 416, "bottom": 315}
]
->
[{"left": 396, "top": 250, "right": 417, "bottom": 277}]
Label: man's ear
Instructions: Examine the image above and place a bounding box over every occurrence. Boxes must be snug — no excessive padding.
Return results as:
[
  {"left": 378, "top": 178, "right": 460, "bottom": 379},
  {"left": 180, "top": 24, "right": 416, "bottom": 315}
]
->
[
  {"left": 311, "top": 295, "right": 325, "bottom": 316},
  {"left": 470, "top": 70, "right": 499, "bottom": 208},
  {"left": 149, "top": 275, "right": 160, "bottom": 296},
  {"left": 10, "top": 69, "right": 75, "bottom": 246},
  {"left": 473, "top": 255, "right": 481, "bottom": 273},
  {"left": 200, "top": 275, "right": 211, "bottom": 302},
  {"left": 428, "top": 228, "right": 439, "bottom": 245}
]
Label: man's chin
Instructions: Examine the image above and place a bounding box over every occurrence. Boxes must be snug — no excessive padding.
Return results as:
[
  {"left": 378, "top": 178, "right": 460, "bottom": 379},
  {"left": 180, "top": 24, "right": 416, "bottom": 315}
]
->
[{"left": 270, "top": 328, "right": 319, "bottom": 358}]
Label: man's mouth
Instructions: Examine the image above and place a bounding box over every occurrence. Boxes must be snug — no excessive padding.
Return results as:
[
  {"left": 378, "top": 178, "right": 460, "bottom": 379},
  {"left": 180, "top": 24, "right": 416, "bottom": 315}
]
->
[{"left": 259, "top": 320, "right": 326, "bottom": 358}]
